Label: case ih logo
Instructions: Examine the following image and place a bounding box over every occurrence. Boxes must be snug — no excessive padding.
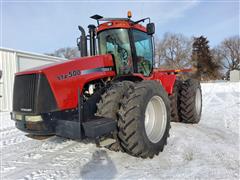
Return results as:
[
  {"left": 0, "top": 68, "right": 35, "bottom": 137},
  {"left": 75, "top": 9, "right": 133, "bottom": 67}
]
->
[
  {"left": 57, "top": 70, "right": 81, "bottom": 80},
  {"left": 20, "top": 108, "right": 32, "bottom": 112}
]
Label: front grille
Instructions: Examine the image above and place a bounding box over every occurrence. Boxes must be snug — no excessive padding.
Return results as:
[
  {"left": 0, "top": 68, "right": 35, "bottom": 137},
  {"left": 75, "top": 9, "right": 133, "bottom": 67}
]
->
[{"left": 13, "top": 74, "right": 37, "bottom": 113}]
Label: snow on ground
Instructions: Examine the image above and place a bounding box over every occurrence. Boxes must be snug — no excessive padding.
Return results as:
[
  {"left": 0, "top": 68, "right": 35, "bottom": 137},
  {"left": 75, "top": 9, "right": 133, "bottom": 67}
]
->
[{"left": 1, "top": 82, "right": 239, "bottom": 180}]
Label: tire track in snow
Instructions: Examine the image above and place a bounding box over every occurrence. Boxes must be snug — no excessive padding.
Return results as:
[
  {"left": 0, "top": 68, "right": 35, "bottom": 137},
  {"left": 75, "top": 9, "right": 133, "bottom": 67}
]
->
[
  {"left": 1, "top": 133, "right": 31, "bottom": 147},
  {"left": 0, "top": 128, "right": 18, "bottom": 138},
  {"left": 2, "top": 136, "right": 95, "bottom": 179},
  {"left": 3, "top": 145, "right": 92, "bottom": 180},
  {"left": 12, "top": 169, "right": 70, "bottom": 180},
  {"left": 2, "top": 138, "right": 75, "bottom": 179}
]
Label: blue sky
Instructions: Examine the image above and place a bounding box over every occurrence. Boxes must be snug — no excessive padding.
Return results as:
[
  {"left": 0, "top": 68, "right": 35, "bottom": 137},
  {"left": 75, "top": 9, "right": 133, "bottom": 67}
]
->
[{"left": 1, "top": 0, "right": 239, "bottom": 54}]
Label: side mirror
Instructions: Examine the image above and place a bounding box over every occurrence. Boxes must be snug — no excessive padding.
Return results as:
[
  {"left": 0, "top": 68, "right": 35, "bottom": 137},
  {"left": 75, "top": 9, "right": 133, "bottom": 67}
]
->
[{"left": 146, "top": 23, "right": 155, "bottom": 35}]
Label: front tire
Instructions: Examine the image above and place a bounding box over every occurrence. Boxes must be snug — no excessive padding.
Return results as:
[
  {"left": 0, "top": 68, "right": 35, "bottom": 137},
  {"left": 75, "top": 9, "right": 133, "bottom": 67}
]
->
[{"left": 118, "top": 80, "right": 171, "bottom": 158}]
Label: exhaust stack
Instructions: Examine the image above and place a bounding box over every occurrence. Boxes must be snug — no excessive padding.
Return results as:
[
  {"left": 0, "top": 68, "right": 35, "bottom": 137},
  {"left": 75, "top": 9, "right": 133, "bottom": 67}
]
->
[
  {"left": 77, "top": 26, "right": 88, "bottom": 57},
  {"left": 88, "top": 24, "right": 96, "bottom": 56}
]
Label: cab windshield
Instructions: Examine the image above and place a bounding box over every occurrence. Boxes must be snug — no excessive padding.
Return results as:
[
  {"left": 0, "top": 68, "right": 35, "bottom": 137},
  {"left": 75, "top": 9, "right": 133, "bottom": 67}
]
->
[{"left": 98, "top": 29, "right": 133, "bottom": 75}]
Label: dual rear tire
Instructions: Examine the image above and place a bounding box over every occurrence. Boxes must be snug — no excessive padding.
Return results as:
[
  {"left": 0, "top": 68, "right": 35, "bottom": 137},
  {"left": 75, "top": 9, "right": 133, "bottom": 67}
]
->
[
  {"left": 97, "top": 78, "right": 202, "bottom": 158},
  {"left": 170, "top": 79, "right": 202, "bottom": 123},
  {"left": 97, "top": 80, "right": 170, "bottom": 158},
  {"left": 179, "top": 79, "right": 202, "bottom": 123},
  {"left": 96, "top": 81, "right": 134, "bottom": 151}
]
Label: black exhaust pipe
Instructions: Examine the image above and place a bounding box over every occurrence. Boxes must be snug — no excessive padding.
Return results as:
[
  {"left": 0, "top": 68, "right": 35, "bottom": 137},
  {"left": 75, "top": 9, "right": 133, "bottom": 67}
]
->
[
  {"left": 77, "top": 26, "right": 87, "bottom": 57},
  {"left": 88, "top": 24, "right": 96, "bottom": 56}
]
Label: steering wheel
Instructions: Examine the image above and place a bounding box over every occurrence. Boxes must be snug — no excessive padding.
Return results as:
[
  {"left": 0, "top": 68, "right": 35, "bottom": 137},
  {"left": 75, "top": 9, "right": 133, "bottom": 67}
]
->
[{"left": 119, "top": 48, "right": 128, "bottom": 60}]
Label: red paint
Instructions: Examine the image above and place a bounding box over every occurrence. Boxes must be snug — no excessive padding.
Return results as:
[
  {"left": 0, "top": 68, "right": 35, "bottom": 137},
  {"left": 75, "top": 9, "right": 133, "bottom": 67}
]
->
[
  {"left": 16, "top": 54, "right": 180, "bottom": 112},
  {"left": 97, "top": 20, "right": 147, "bottom": 33},
  {"left": 153, "top": 73, "right": 176, "bottom": 94},
  {"left": 16, "top": 54, "right": 115, "bottom": 110},
  {"left": 132, "top": 72, "right": 176, "bottom": 94}
]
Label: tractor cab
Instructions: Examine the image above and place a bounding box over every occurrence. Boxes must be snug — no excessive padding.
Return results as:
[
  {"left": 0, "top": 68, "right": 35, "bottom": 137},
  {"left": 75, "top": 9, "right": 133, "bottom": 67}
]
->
[{"left": 77, "top": 12, "right": 155, "bottom": 76}]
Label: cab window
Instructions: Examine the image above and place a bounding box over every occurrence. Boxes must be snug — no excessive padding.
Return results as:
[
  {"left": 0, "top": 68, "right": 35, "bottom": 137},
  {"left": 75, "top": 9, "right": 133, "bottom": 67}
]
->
[
  {"left": 98, "top": 29, "right": 133, "bottom": 75},
  {"left": 132, "top": 30, "right": 153, "bottom": 76}
]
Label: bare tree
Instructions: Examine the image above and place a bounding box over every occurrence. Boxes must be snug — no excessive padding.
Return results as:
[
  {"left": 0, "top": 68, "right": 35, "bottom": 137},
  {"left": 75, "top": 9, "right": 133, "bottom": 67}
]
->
[
  {"left": 46, "top": 47, "right": 80, "bottom": 59},
  {"left": 154, "top": 37, "right": 165, "bottom": 67},
  {"left": 155, "top": 32, "right": 192, "bottom": 69},
  {"left": 211, "top": 48, "right": 225, "bottom": 78},
  {"left": 216, "top": 36, "right": 240, "bottom": 78}
]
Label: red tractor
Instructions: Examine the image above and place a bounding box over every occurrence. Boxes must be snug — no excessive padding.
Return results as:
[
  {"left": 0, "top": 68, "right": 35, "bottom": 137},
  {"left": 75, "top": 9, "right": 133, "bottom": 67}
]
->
[{"left": 11, "top": 12, "right": 202, "bottom": 158}]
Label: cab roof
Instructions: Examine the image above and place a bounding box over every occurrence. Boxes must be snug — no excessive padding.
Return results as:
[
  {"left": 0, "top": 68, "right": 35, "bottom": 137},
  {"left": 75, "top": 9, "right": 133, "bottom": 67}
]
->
[
  {"left": 97, "top": 20, "right": 147, "bottom": 33},
  {"left": 90, "top": 15, "right": 147, "bottom": 33}
]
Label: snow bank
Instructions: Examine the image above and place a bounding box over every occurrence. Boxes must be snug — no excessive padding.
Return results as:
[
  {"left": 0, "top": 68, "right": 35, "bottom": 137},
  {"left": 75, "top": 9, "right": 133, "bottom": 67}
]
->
[{"left": 201, "top": 82, "right": 240, "bottom": 133}]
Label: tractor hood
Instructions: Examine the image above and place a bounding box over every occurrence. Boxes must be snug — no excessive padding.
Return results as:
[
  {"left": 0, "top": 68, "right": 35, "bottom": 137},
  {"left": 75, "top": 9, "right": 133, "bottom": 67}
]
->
[
  {"left": 16, "top": 54, "right": 114, "bottom": 76},
  {"left": 13, "top": 54, "right": 116, "bottom": 114}
]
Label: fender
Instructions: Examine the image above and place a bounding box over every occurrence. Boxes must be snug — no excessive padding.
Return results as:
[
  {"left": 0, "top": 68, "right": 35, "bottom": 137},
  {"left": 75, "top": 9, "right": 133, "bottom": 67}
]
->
[
  {"left": 132, "top": 72, "right": 176, "bottom": 95},
  {"left": 151, "top": 72, "right": 176, "bottom": 95}
]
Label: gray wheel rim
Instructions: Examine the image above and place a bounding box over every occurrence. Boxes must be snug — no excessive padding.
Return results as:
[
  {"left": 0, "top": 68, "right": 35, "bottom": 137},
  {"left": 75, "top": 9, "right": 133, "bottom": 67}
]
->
[
  {"left": 195, "top": 88, "right": 202, "bottom": 115},
  {"left": 144, "top": 96, "right": 167, "bottom": 143}
]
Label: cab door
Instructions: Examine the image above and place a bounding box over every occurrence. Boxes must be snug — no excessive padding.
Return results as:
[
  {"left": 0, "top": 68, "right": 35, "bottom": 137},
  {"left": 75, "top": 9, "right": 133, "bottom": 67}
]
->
[{"left": 131, "top": 30, "right": 154, "bottom": 76}]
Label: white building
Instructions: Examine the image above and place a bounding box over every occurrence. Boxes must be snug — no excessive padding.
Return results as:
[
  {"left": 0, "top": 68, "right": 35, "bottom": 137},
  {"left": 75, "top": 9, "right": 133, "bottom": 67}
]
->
[
  {"left": 0, "top": 48, "right": 66, "bottom": 112},
  {"left": 230, "top": 70, "right": 240, "bottom": 82}
]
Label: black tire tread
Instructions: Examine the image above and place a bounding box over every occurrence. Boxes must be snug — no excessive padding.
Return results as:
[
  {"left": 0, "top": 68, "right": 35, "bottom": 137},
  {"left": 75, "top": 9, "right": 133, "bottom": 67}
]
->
[
  {"left": 96, "top": 81, "right": 134, "bottom": 151},
  {"left": 169, "top": 80, "right": 182, "bottom": 122},
  {"left": 179, "top": 79, "right": 202, "bottom": 124},
  {"left": 118, "top": 80, "right": 171, "bottom": 158}
]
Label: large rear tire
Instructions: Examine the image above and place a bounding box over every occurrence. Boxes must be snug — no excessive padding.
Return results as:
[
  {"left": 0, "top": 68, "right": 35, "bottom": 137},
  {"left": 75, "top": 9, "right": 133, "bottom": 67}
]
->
[
  {"left": 179, "top": 79, "right": 202, "bottom": 123},
  {"left": 96, "top": 81, "right": 134, "bottom": 151},
  {"left": 169, "top": 80, "right": 182, "bottom": 122},
  {"left": 118, "top": 80, "right": 171, "bottom": 158}
]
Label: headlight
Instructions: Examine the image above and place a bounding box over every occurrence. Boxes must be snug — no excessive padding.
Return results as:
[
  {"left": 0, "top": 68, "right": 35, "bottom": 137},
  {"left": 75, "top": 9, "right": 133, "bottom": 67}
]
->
[
  {"left": 25, "top": 115, "right": 42, "bottom": 122},
  {"left": 15, "top": 114, "right": 23, "bottom": 121}
]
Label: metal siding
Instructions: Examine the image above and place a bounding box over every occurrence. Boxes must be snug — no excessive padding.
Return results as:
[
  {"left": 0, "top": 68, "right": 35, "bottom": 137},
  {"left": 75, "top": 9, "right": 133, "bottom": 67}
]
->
[
  {"left": 18, "top": 56, "right": 56, "bottom": 71},
  {"left": 230, "top": 70, "right": 240, "bottom": 82},
  {"left": 0, "top": 48, "right": 65, "bottom": 112},
  {"left": 0, "top": 50, "right": 17, "bottom": 112}
]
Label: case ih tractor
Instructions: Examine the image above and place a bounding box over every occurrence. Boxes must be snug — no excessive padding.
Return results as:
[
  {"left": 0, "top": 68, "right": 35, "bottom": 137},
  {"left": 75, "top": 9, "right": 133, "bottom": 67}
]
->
[{"left": 11, "top": 12, "right": 202, "bottom": 158}]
